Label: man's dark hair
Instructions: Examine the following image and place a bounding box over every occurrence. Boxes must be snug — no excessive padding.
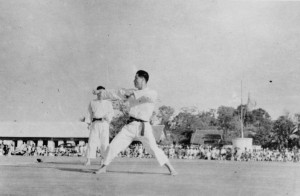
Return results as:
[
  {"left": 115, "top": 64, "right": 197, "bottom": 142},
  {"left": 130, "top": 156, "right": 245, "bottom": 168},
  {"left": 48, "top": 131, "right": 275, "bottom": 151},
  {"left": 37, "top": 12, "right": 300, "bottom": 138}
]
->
[
  {"left": 96, "top": 86, "right": 105, "bottom": 90},
  {"left": 136, "top": 70, "right": 149, "bottom": 82}
]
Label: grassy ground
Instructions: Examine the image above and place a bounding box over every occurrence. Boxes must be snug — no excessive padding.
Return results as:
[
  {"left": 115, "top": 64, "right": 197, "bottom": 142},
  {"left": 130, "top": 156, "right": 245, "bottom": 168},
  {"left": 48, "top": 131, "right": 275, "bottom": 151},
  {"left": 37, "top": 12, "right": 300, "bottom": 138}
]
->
[{"left": 0, "top": 156, "right": 299, "bottom": 196}]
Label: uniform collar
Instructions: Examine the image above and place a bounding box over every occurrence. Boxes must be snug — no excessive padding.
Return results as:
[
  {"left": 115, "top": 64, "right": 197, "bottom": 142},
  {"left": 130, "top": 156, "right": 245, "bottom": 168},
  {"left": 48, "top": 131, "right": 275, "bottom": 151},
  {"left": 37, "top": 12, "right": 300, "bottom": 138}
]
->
[{"left": 137, "top": 87, "right": 149, "bottom": 91}]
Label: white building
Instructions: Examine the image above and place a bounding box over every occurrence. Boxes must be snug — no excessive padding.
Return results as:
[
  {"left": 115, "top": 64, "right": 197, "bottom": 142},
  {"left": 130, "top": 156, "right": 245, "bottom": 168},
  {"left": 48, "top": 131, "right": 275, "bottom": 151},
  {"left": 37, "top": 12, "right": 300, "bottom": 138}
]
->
[
  {"left": 0, "top": 122, "right": 165, "bottom": 148},
  {"left": 0, "top": 122, "right": 89, "bottom": 148}
]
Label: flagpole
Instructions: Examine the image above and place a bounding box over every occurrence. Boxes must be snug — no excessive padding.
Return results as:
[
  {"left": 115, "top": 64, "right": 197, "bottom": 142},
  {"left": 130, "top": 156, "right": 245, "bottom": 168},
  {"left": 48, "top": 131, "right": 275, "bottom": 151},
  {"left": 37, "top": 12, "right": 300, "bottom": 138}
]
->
[{"left": 241, "top": 80, "right": 244, "bottom": 138}]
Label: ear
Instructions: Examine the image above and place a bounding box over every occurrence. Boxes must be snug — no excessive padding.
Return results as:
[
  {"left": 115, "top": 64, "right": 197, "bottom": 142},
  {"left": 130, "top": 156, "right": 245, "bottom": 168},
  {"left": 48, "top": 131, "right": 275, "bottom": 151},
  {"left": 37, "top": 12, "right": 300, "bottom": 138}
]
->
[{"left": 142, "top": 77, "right": 147, "bottom": 84}]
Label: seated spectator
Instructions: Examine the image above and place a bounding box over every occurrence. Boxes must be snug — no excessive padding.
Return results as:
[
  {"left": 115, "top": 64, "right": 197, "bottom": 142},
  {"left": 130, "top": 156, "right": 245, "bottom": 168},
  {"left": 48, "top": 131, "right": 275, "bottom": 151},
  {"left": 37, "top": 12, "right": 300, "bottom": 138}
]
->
[
  {"left": 12, "top": 142, "right": 27, "bottom": 156},
  {"left": 220, "top": 147, "right": 226, "bottom": 160},
  {"left": 0, "top": 144, "right": 4, "bottom": 156},
  {"left": 137, "top": 144, "right": 144, "bottom": 158}
]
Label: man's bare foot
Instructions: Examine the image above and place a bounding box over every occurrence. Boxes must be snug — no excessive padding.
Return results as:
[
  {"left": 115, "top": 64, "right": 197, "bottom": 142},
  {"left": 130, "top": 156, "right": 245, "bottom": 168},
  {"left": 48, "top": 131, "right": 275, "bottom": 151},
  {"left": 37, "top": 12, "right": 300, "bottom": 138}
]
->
[
  {"left": 170, "top": 170, "right": 178, "bottom": 176},
  {"left": 164, "top": 162, "right": 178, "bottom": 176},
  {"left": 93, "top": 165, "right": 107, "bottom": 174}
]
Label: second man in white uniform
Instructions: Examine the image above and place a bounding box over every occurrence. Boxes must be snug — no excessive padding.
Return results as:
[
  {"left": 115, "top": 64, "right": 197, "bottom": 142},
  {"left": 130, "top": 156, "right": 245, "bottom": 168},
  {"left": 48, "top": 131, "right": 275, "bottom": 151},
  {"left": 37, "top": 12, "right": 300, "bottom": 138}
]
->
[{"left": 84, "top": 86, "right": 114, "bottom": 166}]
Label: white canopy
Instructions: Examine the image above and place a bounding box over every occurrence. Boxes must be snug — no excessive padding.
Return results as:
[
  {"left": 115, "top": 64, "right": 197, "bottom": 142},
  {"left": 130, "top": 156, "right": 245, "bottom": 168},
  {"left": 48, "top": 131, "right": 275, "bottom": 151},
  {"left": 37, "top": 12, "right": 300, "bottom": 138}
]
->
[
  {"left": 0, "top": 122, "right": 165, "bottom": 141},
  {"left": 0, "top": 122, "right": 89, "bottom": 138}
]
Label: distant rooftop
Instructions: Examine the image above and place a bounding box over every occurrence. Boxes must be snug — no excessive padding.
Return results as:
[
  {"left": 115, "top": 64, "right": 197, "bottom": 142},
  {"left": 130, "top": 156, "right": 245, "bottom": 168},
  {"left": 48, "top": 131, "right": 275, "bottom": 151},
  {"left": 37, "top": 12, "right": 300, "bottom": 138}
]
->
[
  {"left": 0, "top": 122, "right": 89, "bottom": 138},
  {"left": 0, "top": 122, "right": 165, "bottom": 142}
]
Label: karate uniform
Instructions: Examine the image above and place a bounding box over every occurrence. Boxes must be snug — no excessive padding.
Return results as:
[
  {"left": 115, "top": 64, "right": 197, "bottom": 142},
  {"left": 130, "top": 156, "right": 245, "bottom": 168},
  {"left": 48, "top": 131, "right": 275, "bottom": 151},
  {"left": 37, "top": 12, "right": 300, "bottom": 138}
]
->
[
  {"left": 85, "top": 99, "right": 114, "bottom": 159},
  {"left": 102, "top": 88, "right": 169, "bottom": 166}
]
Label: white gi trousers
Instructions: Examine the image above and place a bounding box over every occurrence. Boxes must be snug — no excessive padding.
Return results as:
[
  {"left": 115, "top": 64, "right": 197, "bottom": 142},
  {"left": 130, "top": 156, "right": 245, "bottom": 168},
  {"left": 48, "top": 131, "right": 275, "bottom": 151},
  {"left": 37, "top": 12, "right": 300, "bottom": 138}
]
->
[
  {"left": 86, "top": 121, "right": 109, "bottom": 159},
  {"left": 103, "top": 121, "right": 169, "bottom": 166}
]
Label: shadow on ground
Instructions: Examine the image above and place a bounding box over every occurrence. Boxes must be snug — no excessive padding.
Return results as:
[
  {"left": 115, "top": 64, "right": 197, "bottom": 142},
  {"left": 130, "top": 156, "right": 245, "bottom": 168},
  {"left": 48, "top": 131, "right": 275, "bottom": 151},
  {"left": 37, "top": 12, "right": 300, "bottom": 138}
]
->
[
  {"left": 57, "top": 167, "right": 94, "bottom": 173},
  {"left": 57, "top": 167, "right": 166, "bottom": 175}
]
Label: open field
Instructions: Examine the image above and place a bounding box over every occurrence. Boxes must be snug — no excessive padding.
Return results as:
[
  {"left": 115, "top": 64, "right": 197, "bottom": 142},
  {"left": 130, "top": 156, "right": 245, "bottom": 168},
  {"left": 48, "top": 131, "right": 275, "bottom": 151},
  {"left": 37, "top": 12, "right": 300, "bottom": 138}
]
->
[{"left": 0, "top": 156, "right": 300, "bottom": 196}]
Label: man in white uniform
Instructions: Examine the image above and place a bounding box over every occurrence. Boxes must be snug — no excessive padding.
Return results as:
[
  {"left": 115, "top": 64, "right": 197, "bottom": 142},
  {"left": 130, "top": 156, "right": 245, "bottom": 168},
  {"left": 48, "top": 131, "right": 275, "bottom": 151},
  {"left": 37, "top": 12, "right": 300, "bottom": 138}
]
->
[
  {"left": 94, "top": 70, "right": 177, "bottom": 175},
  {"left": 84, "top": 86, "right": 114, "bottom": 166}
]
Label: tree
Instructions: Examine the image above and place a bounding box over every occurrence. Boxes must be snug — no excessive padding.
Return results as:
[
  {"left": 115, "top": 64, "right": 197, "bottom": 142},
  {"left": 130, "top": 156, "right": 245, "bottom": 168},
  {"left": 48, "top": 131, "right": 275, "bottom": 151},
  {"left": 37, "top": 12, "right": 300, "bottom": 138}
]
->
[
  {"left": 235, "top": 105, "right": 270, "bottom": 127},
  {"left": 109, "top": 100, "right": 129, "bottom": 140},
  {"left": 170, "top": 111, "right": 196, "bottom": 144},
  {"left": 170, "top": 107, "right": 218, "bottom": 144},
  {"left": 252, "top": 108, "right": 271, "bottom": 123},
  {"left": 235, "top": 104, "right": 248, "bottom": 124},
  {"left": 253, "top": 128, "right": 273, "bottom": 147},
  {"left": 272, "top": 115, "right": 295, "bottom": 150},
  {"left": 217, "top": 106, "right": 240, "bottom": 140},
  {"left": 248, "top": 108, "right": 273, "bottom": 146},
  {"left": 198, "top": 110, "right": 218, "bottom": 127},
  {"left": 170, "top": 107, "right": 205, "bottom": 144},
  {"left": 157, "top": 105, "right": 175, "bottom": 129},
  {"left": 110, "top": 113, "right": 129, "bottom": 140}
]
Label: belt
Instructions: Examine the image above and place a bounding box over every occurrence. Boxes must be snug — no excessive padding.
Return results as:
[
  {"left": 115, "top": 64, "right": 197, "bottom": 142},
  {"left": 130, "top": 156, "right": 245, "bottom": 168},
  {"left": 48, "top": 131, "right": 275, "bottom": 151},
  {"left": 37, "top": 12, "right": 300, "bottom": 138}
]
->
[
  {"left": 127, "top": 117, "right": 146, "bottom": 136},
  {"left": 92, "top": 118, "right": 103, "bottom": 122}
]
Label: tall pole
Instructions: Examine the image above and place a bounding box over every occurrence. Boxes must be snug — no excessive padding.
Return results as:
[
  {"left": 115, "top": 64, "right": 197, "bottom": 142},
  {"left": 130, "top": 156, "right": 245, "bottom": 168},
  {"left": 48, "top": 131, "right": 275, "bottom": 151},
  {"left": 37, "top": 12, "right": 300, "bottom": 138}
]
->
[{"left": 241, "top": 80, "right": 244, "bottom": 138}]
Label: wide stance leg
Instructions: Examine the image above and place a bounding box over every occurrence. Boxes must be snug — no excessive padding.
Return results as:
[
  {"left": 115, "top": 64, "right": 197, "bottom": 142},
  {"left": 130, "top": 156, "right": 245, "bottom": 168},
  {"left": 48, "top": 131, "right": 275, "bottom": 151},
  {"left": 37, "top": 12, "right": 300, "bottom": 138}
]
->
[
  {"left": 140, "top": 123, "right": 178, "bottom": 175},
  {"left": 99, "top": 122, "right": 110, "bottom": 156},
  {"left": 140, "top": 124, "right": 169, "bottom": 166},
  {"left": 94, "top": 126, "right": 134, "bottom": 174},
  {"left": 86, "top": 123, "right": 100, "bottom": 160},
  {"left": 103, "top": 125, "right": 135, "bottom": 165}
]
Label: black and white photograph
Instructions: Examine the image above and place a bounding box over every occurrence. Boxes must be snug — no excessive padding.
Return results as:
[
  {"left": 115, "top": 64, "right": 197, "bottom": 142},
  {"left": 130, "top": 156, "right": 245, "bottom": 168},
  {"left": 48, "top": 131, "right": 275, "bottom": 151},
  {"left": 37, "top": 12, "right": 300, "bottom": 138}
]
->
[{"left": 1, "top": 0, "right": 300, "bottom": 195}]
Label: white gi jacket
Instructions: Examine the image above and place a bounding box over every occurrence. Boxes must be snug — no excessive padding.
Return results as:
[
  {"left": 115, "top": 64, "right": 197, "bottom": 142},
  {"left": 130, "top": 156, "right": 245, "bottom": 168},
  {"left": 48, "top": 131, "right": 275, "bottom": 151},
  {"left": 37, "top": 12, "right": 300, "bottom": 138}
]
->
[
  {"left": 103, "top": 87, "right": 157, "bottom": 121},
  {"left": 85, "top": 99, "right": 114, "bottom": 124}
]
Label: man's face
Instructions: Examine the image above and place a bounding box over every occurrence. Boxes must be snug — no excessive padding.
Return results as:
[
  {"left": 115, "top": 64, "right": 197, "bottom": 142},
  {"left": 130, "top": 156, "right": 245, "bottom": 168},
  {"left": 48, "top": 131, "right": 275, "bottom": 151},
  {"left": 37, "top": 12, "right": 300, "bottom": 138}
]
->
[
  {"left": 134, "top": 74, "right": 144, "bottom": 89},
  {"left": 96, "top": 89, "right": 104, "bottom": 99}
]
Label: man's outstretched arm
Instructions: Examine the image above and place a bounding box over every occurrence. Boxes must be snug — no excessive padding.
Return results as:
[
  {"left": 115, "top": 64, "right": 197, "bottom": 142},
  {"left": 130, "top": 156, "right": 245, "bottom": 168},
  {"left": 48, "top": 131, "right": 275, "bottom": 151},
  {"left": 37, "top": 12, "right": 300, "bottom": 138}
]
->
[{"left": 100, "top": 88, "right": 135, "bottom": 101}]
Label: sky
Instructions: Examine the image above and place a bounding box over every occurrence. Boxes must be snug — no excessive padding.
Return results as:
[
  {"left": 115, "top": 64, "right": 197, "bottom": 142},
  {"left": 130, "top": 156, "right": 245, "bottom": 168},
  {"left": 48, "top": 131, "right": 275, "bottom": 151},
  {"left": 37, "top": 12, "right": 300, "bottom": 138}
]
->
[{"left": 1, "top": 0, "right": 300, "bottom": 122}]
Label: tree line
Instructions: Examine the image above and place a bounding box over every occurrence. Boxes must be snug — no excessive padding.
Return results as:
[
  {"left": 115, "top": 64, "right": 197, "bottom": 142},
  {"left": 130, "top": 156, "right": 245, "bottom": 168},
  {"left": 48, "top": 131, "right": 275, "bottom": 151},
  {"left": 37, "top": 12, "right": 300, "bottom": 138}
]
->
[{"left": 109, "top": 103, "right": 300, "bottom": 150}]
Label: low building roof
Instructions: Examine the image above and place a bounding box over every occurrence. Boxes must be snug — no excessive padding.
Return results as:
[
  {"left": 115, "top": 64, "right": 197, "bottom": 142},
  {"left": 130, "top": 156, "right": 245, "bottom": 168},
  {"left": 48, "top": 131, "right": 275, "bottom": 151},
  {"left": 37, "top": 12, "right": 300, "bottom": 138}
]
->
[
  {"left": 0, "top": 122, "right": 89, "bottom": 138},
  {"left": 190, "top": 129, "right": 222, "bottom": 144},
  {"left": 0, "top": 122, "right": 165, "bottom": 141}
]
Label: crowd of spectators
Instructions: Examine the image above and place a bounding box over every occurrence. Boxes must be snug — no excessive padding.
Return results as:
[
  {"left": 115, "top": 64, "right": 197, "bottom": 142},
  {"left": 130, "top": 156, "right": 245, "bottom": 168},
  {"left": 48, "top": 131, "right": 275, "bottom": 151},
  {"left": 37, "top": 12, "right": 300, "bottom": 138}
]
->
[
  {"left": 1, "top": 141, "right": 300, "bottom": 163},
  {"left": 117, "top": 143, "right": 300, "bottom": 163},
  {"left": 0, "top": 142, "right": 88, "bottom": 157}
]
